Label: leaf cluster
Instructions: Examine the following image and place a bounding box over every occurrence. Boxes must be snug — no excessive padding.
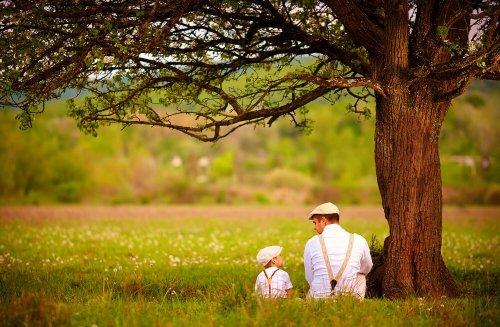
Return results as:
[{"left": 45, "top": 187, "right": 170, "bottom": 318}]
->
[{"left": 1, "top": 1, "right": 498, "bottom": 140}]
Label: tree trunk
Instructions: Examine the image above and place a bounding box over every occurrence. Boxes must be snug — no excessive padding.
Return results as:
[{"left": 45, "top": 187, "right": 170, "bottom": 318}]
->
[{"left": 368, "top": 83, "right": 459, "bottom": 298}]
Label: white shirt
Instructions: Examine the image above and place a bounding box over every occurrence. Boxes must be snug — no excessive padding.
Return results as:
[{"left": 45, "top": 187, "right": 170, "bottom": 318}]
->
[
  {"left": 254, "top": 267, "right": 293, "bottom": 298},
  {"left": 303, "top": 224, "right": 373, "bottom": 298}
]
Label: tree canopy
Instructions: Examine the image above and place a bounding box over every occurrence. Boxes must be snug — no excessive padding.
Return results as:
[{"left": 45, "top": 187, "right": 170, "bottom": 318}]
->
[{"left": 1, "top": 0, "right": 498, "bottom": 140}]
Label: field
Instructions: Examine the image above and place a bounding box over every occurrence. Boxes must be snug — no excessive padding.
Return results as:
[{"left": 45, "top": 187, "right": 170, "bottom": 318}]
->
[{"left": 0, "top": 206, "right": 499, "bottom": 326}]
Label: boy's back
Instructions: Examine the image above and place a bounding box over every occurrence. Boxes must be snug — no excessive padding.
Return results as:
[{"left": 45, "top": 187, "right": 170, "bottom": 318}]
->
[{"left": 254, "top": 267, "right": 292, "bottom": 298}]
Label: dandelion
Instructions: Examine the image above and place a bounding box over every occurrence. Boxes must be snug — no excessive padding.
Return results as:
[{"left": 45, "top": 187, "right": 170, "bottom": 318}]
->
[{"left": 171, "top": 155, "right": 182, "bottom": 167}]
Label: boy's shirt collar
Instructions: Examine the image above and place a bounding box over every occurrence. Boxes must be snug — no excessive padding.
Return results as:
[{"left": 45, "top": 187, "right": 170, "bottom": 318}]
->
[{"left": 264, "top": 266, "right": 280, "bottom": 273}]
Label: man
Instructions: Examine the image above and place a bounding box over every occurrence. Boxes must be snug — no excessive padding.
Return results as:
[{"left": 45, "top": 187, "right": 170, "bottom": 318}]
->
[{"left": 303, "top": 202, "right": 373, "bottom": 299}]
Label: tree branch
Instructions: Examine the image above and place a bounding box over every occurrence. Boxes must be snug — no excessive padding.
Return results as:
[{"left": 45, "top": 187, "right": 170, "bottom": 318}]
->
[
  {"left": 321, "top": 0, "right": 384, "bottom": 56},
  {"left": 292, "top": 73, "right": 386, "bottom": 97},
  {"left": 81, "top": 86, "right": 331, "bottom": 142}
]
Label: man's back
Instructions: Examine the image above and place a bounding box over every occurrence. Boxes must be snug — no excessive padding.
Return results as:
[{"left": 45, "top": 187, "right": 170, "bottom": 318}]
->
[{"left": 304, "top": 224, "right": 373, "bottom": 298}]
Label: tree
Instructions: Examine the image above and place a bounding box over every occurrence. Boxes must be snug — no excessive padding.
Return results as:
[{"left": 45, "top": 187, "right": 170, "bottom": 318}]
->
[{"left": 1, "top": 0, "right": 499, "bottom": 298}]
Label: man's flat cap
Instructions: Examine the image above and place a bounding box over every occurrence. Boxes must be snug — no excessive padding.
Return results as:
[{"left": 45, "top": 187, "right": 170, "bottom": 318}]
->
[{"left": 308, "top": 202, "right": 340, "bottom": 219}]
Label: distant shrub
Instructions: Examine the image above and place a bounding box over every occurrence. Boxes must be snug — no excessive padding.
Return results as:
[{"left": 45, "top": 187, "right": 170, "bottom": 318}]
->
[
  {"left": 214, "top": 189, "right": 228, "bottom": 204},
  {"left": 484, "top": 185, "right": 500, "bottom": 204},
  {"left": 160, "top": 171, "right": 210, "bottom": 203},
  {"left": 54, "top": 182, "right": 84, "bottom": 203},
  {"left": 442, "top": 186, "right": 500, "bottom": 205},
  {"left": 109, "top": 189, "right": 135, "bottom": 205},
  {"left": 254, "top": 192, "right": 270, "bottom": 204},
  {"left": 310, "top": 185, "right": 342, "bottom": 203},
  {"left": 441, "top": 162, "right": 475, "bottom": 187},
  {"left": 266, "top": 168, "right": 315, "bottom": 190},
  {"left": 464, "top": 94, "right": 486, "bottom": 108},
  {"left": 210, "top": 152, "right": 234, "bottom": 179}
]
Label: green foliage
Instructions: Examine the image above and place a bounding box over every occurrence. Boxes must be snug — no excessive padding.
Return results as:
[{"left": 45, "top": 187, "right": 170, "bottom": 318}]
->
[
  {"left": 254, "top": 192, "right": 270, "bottom": 205},
  {"left": 437, "top": 86, "right": 500, "bottom": 204},
  {"left": 464, "top": 94, "right": 486, "bottom": 108},
  {"left": 0, "top": 83, "right": 498, "bottom": 205},
  {"left": 436, "top": 25, "right": 449, "bottom": 38},
  {"left": 210, "top": 152, "right": 234, "bottom": 179},
  {"left": 266, "top": 168, "right": 315, "bottom": 190}
]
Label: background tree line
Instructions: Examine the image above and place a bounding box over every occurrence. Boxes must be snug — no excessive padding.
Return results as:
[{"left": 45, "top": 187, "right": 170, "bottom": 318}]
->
[{"left": 1, "top": 81, "right": 497, "bottom": 205}]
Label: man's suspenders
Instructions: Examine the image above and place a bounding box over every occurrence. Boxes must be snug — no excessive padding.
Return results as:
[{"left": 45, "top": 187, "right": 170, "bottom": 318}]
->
[{"left": 319, "top": 233, "right": 354, "bottom": 292}]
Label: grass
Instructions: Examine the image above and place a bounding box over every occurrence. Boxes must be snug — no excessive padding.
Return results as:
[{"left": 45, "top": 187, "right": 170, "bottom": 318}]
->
[{"left": 0, "top": 209, "right": 498, "bottom": 326}]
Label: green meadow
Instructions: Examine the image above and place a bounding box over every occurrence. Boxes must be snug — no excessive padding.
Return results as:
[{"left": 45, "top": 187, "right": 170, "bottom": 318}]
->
[{"left": 0, "top": 209, "right": 498, "bottom": 326}]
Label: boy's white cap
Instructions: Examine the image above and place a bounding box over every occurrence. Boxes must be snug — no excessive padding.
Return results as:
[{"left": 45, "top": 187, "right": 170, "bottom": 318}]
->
[
  {"left": 256, "top": 246, "right": 283, "bottom": 266},
  {"left": 308, "top": 202, "right": 340, "bottom": 219}
]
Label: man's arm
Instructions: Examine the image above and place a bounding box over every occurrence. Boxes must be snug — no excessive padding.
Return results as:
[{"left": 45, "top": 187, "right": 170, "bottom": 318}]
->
[
  {"left": 283, "top": 271, "right": 294, "bottom": 298},
  {"left": 359, "top": 237, "right": 373, "bottom": 275},
  {"left": 304, "top": 239, "right": 313, "bottom": 285}
]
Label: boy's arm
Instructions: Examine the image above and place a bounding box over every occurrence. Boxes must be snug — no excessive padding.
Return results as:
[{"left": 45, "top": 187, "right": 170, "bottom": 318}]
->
[
  {"left": 304, "top": 240, "right": 313, "bottom": 285},
  {"left": 254, "top": 275, "right": 260, "bottom": 292}
]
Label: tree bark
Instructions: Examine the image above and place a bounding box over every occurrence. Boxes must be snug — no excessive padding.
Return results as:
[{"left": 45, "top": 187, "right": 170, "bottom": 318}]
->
[{"left": 368, "top": 83, "right": 460, "bottom": 298}]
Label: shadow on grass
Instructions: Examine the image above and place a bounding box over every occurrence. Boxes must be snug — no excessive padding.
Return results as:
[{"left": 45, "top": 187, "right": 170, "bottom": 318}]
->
[{"left": 450, "top": 267, "right": 500, "bottom": 297}]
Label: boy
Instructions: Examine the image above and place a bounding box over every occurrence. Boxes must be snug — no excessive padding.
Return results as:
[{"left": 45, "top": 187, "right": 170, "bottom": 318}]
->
[{"left": 254, "top": 245, "right": 293, "bottom": 298}]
